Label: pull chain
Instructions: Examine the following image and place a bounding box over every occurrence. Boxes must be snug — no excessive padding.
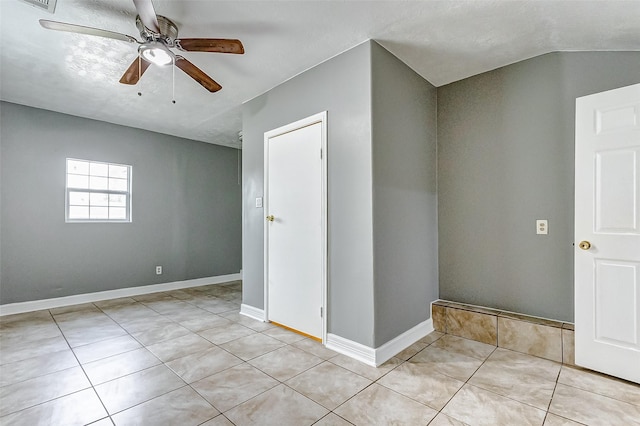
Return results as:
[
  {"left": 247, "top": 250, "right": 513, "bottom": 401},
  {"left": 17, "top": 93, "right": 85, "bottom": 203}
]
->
[
  {"left": 134, "top": 52, "right": 176, "bottom": 103},
  {"left": 172, "top": 58, "right": 176, "bottom": 104},
  {"left": 137, "top": 52, "right": 142, "bottom": 97}
]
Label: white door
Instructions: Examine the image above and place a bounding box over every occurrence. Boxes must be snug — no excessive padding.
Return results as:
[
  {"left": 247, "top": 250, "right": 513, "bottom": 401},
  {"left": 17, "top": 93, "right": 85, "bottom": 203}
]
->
[
  {"left": 264, "top": 112, "right": 327, "bottom": 340},
  {"left": 575, "top": 83, "right": 640, "bottom": 383}
]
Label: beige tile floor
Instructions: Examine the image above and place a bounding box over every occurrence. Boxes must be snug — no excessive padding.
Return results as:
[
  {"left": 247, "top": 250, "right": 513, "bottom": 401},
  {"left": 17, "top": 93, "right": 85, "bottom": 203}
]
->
[{"left": 1, "top": 281, "right": 639, "bottom": 425}]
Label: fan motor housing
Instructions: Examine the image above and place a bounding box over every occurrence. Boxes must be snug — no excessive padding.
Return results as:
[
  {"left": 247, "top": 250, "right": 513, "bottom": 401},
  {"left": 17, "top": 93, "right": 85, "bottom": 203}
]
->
[{"left": 136, "top": 15, "right": 178, "bottom": 45}]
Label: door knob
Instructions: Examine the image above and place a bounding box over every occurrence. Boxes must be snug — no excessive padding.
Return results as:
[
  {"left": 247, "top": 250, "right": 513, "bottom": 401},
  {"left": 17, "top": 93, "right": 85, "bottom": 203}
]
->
[
  {"left": 266, "top": 215, "right": 275, "bottom": 222},
  {"left": 579, "top": 240, "right": 591, "bottom": 250}
]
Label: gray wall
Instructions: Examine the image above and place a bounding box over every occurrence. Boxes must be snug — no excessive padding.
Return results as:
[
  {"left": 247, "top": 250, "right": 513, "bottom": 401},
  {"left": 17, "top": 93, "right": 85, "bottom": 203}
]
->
[
  {"left": 437, "top": 52, "right": 640, "bottom": 322},
  {"left": 370, "top": 43, "right": 438, "bottom": 346},
  {"left": 243, "top": 40, "right": 440, "bottom": 348},
  {"left": 243, "top": 41, "right": 376, "bottom": 346},
  {"left": 1, "top": 102, "right": 242, "bottom": 304}
]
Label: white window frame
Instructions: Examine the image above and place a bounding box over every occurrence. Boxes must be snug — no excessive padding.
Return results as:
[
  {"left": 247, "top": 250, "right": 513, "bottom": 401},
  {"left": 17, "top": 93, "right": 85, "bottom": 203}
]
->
[{"left": 65, "top": 158, "right": 132, "bottom": 223}]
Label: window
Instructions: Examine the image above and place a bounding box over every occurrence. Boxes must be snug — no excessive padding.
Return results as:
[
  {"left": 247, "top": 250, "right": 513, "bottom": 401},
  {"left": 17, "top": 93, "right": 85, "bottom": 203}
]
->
[{"left": 66, "top": 158, "right": 131, "bottom": 222}]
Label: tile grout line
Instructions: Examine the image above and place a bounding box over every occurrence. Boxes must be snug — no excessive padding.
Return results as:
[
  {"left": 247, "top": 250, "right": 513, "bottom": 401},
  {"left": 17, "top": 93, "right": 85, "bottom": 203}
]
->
[
  {"left": 70, "top": 292, "right": 238, "bottom": 425},
  {"left": 543, "top": 377, "right": 561, "bottom": 425},
  {"left": 331, "top": 332, "right": 448, "bottom": 423},
  {"left": 438, "top": 305, "right": 587, "bottom": 421},
  {"left": 188, "top": 331, "right": 324, "bottom": 417},
  {"left": 145, "top": 286, "right": 260, "bottom": 424},
  {"left": 96, "top": 293, "right": 232, "bottom": 424},
  {"left": 425, "top": 333, "right": 575, "bottom": 424},
  {"left": 1, "top": 285, "right": 244, "bottom": 425},
  {"left": 10, "top": 286, "right": 632, "bottom": 425},
  {"left": 49, "top": 304, "right": 114, "bottom": 425},
  {"left": 431, "top": 339, "right": 497, "bottom": 424}
]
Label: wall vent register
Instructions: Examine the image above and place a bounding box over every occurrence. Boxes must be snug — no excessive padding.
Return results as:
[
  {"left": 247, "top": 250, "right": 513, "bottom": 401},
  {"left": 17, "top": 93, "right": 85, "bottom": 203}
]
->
[
  {"left": 65, "top": 158, "right": 132, "bottom": 222},
  {"left": 19, "top": 0, "right": 56, "bottom": 13}
]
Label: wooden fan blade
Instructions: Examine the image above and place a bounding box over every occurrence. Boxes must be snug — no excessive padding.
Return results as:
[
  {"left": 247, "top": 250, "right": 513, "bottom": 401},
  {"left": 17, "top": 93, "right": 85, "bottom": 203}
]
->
[
  {"left": 39, "top": 20, "right": 138, "bottom": 43},
  {"left": 175, "top": 57, "right": 222, "bottom": 92},
  {"left": 119, "top": 57, "right": 151, "bottom": 85},
  {"left": 133, "top": 0, "right": 160, "bottom": 33},
  {"left": 176, "top": 38, "right": 244, "bottom": 54}
]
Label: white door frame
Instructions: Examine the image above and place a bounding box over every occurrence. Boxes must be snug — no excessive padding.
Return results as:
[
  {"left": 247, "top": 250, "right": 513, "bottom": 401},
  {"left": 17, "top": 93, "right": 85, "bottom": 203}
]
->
[{"left": 263, "top": 111, "right": 328, "bottom": 343}]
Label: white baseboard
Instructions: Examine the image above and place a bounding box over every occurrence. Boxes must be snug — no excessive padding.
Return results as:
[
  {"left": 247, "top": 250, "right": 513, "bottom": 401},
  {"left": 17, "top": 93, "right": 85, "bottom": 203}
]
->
[
  {"left": 240, "top": 304, "right": 266, "bottom": 322},
  {"left": 0, "top": 273, "right": 241, "bottom": 316},
  {"left": 326, "top": 318, "right": 434, "bottom": 367},
  {"left": 326, "top": 333, "right": 377, "bottom": 366},
  {"left": 374, "top": 318, "right": 433, "bottom": 365}
]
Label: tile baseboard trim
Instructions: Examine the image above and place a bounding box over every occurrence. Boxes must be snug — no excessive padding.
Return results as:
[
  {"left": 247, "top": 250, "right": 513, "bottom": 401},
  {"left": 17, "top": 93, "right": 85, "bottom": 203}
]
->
[
  {"left": 327, "top": 318, "right": 434, "bottom": 367},
  {"left": 240, "top": 304, "right": 266, "bottom": 322},
  {"left": 432, "top": 299, "right": 575, "bottom": 365},
  {"left": 0, "top": 273, "right": 242, "bottom": 316}
]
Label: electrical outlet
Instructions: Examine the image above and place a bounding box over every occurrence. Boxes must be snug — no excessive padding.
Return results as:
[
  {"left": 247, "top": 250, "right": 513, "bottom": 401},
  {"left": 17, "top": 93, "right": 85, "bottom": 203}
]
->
[
  {"left": 536, "top": 220, "right": 548, "bottom": 235},
  {"left": 155, "top": 266, "right": 162, "bottom": 275}
]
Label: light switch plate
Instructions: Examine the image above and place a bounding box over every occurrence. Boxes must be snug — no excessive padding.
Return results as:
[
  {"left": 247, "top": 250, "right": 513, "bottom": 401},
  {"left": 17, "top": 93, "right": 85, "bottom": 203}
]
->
[{"left": 256, "top": 197, "right": 263, "bottom": 208}]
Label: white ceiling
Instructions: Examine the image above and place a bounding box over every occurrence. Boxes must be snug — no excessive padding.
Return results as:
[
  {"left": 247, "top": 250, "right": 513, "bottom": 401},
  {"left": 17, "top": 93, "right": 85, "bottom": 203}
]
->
[{"left": 1, "top": 0, "right": 638, "bottom": 148}]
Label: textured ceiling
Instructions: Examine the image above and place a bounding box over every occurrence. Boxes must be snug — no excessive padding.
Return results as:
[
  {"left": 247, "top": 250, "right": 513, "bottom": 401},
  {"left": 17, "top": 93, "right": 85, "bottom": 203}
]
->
[{"left": 1, "top": 0, "right": 639, "bottom": 148}]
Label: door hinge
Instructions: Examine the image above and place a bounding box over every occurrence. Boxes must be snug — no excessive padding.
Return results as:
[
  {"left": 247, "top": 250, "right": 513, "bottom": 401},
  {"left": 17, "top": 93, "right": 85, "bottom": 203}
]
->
[
  {"left": 320, "top": 307, "right": 323, "bottom": 318},
  {"left": 320, "top": 149, "right": 323, "bottom": 159}
]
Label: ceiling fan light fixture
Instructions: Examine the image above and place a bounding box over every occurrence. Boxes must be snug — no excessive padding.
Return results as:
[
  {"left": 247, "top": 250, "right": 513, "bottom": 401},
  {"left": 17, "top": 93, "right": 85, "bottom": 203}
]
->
[
  {"left": 39, "top": 0, "right": 242, "bottom": 93},
  {"left": 139, "top": 43, "right": 174, "bottom": 66}
]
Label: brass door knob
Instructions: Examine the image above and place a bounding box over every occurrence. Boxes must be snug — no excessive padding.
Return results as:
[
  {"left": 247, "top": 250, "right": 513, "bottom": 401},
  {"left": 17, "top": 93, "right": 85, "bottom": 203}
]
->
[
  {"left": 579, "top": 240, "right": 591, "bottom": 250},
  {"left": 266, "top": 215, "right": 275, "bottom": 222}
]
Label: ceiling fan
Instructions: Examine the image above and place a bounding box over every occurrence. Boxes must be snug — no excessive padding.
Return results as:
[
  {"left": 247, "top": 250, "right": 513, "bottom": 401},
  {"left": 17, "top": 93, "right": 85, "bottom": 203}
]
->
[{"left": 39, "top": 0, "right": 244, "bottom": 92}]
